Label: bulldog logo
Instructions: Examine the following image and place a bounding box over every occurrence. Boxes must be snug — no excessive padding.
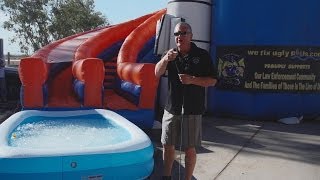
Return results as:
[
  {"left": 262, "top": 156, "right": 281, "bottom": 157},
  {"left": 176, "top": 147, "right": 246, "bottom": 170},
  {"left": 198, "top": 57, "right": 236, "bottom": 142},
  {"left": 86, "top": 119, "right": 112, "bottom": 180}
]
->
[
  {"left": 218, "top": 53, "right": 245, "bottom": 86},
  {"left": 192, "top": 57, "right": 200, "bottom": 64}
]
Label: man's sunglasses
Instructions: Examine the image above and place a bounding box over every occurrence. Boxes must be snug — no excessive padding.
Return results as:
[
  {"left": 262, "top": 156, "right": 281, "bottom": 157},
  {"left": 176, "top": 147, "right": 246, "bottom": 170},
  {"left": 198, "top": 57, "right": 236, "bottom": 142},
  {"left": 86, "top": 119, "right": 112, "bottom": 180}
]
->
[{"left": 173, "top": 31, "right": 189, "bottom": 36}]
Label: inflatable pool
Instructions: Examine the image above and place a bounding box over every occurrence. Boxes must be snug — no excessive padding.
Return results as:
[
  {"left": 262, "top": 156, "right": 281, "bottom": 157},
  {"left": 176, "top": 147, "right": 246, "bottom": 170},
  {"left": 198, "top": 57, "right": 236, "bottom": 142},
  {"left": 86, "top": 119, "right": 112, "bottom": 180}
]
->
[{"left": 0, "top": 109, "right": 154, "bottom": 180}]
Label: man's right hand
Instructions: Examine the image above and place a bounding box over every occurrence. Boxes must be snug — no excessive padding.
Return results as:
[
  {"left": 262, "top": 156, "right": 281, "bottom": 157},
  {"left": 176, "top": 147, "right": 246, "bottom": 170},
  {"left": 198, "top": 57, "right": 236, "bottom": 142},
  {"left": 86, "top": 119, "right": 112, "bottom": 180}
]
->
[
  {"left": 164, "top": 48, "right": 178, "bottom": 62},
  {"left": 155, "top": 48, "right": 178, "bottom": 77}
]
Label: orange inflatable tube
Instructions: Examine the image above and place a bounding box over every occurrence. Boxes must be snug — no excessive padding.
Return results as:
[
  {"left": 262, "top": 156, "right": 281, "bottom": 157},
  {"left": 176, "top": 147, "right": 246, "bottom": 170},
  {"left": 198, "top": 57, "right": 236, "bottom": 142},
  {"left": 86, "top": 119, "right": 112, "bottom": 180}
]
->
[
  {"left": 117, "top": 9, "right": 166, "bottom": 109},
  {"left": 19, "top": 57, "right": 48, "bottom": 108},
  {"left": 72, "top": 58, "right": 105, "bottom": 107}
]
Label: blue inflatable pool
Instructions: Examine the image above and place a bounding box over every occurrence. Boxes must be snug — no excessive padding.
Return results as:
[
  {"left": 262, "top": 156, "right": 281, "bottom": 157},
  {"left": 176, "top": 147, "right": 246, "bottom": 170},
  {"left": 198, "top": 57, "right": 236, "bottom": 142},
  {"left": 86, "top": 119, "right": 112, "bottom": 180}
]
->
[{"left": 0, "top": 109, "right": 154, "bottom": 180}]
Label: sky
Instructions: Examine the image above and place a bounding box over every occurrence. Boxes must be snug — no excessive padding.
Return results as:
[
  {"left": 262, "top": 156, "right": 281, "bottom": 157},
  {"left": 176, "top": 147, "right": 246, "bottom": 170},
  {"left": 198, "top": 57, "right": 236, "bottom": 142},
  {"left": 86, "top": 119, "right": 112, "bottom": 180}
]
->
[{"left": 0, "top": 0, "right": 167, "bottom": 55}]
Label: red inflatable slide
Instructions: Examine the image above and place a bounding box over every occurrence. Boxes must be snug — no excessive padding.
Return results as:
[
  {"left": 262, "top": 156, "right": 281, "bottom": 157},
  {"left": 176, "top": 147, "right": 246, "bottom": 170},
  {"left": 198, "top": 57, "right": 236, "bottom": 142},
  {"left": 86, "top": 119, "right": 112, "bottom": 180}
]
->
[{"left": 18, "top": 9, "right": 166, "bottom": 128}]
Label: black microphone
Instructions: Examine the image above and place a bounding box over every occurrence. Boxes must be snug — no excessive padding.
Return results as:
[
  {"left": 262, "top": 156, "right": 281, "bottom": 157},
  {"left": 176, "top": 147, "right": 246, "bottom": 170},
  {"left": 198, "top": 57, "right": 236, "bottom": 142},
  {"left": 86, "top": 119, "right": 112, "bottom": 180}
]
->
[
  {"left": 173, "top": 48, "right": 183, "bottom": 74},
  {"left": 173, "top": 48, "right": 185, "bottom": 115}
]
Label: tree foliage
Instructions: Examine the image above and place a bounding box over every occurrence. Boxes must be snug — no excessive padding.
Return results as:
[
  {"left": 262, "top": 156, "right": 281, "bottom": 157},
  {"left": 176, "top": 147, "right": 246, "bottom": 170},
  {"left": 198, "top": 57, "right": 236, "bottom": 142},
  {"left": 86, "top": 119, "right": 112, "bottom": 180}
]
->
[{"left": 0, "top": 0, "right": 109, "bottom": 54}]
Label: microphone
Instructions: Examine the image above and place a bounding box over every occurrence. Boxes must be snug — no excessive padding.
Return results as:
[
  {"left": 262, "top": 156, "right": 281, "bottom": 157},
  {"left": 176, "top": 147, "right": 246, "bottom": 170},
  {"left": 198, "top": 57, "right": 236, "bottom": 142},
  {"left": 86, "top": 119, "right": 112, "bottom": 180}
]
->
[{"left": 173, "top": 48, "right": 183, "bottom": 74}]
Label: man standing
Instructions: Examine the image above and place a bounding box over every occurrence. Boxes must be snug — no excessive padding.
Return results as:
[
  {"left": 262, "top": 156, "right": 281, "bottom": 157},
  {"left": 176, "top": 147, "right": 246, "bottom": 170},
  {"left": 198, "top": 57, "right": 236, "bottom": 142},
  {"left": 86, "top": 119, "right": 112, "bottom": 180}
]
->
[{"left": 155, "top": 22, "right": 217, "bottom": 180}]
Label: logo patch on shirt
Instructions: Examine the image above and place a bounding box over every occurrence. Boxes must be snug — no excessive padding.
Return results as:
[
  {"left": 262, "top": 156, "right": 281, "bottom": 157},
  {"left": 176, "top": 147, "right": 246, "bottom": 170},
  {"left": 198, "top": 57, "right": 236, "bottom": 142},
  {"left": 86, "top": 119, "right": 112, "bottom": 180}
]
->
[{"left": 192, "top": 57, "right": 200, "bottom": 64}]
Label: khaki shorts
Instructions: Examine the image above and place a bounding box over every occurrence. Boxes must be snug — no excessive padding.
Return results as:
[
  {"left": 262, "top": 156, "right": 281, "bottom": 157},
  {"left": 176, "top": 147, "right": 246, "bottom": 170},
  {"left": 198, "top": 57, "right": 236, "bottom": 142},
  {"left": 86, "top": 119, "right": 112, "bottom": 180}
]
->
[{"left": 161, "top": 110, "right": 202, "bottom": 149}]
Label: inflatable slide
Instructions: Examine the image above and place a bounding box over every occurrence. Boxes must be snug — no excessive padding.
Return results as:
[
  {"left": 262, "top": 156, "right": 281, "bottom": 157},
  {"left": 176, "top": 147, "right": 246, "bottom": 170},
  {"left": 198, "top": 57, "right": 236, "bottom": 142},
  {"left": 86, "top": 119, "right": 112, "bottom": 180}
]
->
[{"left": 18, "top": 9, "right": 166, "bottom": 128}]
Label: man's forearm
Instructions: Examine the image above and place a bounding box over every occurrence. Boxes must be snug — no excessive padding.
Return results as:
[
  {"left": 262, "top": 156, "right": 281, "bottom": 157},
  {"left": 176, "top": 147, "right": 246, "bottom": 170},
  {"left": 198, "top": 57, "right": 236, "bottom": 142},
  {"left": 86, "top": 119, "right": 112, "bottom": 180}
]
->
[
  {"left": 155, "top": 58, "right": 168, "bottom": 77},
  {"left": 191, "top": 76, "right": 217, "bottom": 87}
]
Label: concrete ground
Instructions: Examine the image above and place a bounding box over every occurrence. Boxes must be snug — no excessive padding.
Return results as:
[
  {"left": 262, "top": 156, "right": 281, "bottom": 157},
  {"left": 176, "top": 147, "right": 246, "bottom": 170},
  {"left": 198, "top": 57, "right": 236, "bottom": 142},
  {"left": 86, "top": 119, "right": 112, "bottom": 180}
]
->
[{"left": 147, "top": 116, "right": 320, "bottom": 180}]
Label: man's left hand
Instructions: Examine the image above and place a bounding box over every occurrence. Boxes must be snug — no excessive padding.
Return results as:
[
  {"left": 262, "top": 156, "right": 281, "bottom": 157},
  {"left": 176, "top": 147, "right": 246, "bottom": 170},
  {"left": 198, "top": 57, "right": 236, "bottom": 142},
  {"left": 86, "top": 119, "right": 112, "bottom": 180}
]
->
[{"left": 178, "top": 74, "right": 194, "bottom": 84}]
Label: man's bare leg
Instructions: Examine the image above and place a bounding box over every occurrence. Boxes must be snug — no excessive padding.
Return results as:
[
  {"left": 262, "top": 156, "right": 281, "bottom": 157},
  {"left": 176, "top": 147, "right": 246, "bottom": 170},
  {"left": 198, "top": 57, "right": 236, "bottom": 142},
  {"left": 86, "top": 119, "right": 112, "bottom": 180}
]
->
[
  {"left": 163, "top": 145, "right": 176, "bottom": 177},
  {"left": 185, "top": 147, "right": 196, "bottom": 180}
]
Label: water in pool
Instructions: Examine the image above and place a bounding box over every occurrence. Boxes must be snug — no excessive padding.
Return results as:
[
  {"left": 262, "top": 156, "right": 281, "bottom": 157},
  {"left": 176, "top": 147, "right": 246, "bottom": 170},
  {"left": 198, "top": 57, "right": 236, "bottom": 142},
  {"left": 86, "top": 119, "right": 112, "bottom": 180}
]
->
[{"left": 9, "top": 114, "right": 131, "bottom": 148}]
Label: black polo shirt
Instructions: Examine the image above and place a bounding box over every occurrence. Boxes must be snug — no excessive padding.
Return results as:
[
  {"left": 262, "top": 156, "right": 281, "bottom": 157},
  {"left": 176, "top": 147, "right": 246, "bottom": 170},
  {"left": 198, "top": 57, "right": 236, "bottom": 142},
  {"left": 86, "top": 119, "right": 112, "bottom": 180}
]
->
[{"left": 164, "top": 43, "right": 216, "bottom": 115}]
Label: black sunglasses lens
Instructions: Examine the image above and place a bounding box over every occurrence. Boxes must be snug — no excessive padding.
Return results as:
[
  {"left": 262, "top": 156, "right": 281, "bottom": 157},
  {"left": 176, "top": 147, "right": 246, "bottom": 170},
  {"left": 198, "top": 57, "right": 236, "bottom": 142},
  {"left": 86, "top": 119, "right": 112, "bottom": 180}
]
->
[{"left": 174, "top": 31, "right": 187, "bottom": 36}]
